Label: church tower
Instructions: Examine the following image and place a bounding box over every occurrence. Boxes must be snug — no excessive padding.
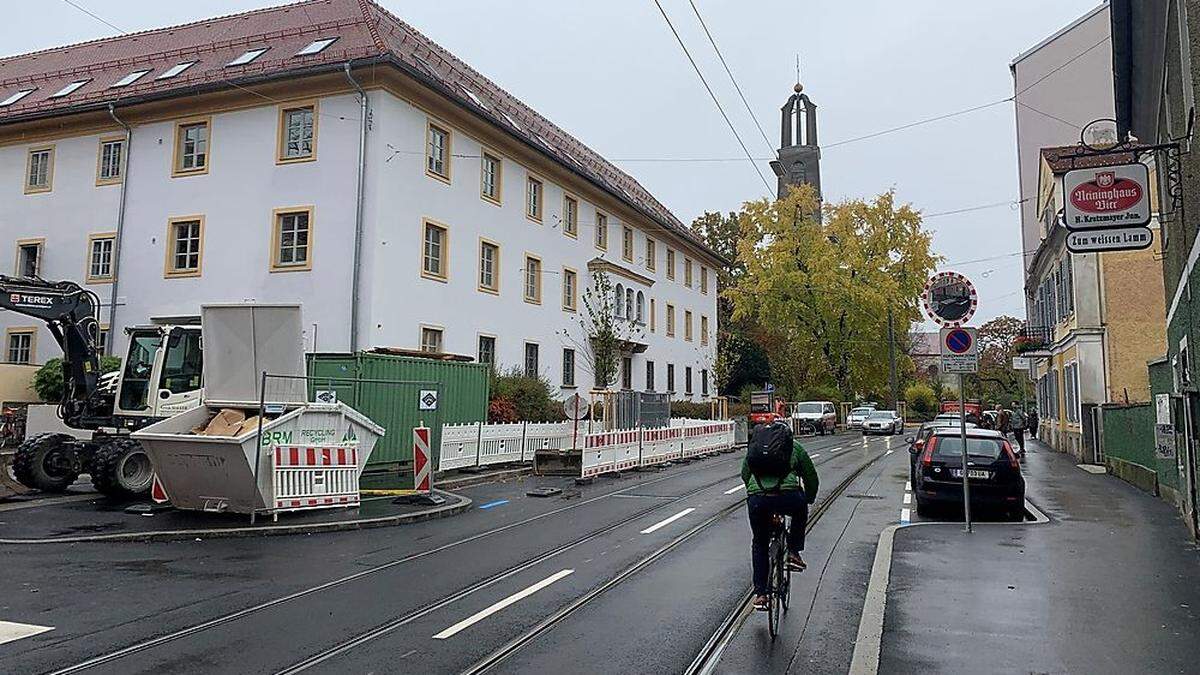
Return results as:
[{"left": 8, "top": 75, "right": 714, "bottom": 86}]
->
[{"left": 770, "top": 82, "right": 822, "bottom": 201}]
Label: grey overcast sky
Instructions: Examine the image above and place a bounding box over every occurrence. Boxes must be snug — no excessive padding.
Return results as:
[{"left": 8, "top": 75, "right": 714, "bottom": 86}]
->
[{"left": 3, "top": 1, "right": 1104, "bottom": 328}]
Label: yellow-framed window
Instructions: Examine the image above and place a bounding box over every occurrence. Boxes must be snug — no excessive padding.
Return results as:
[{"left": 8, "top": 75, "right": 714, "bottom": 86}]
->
[
  {"left": 271, "top": 208, "right": 314, "bottom": 272},
  {"left": 524, "top": 255, "right": 543, "bottom": 304},
  {"left": 426, "top": 122, "right": 451, "bottom": 180},
  {"left": 563, "top": 194, "right": 578, "bottom": 237},
  {"left": 526, "top": 175, "right": 544, "bottom": 221},
  {"left": 25, "top": 146, "right": 54, "bottom": 193},
  {"left": 165, "top": 217, "right": 204, "bottom": 277},
  {"left": 481, "top": 151, "right": 502, "bottom": 203},
  {"left": 278, "top": 103, "right": 317, "bottom": 162},
  {"left": 422, "top": 220, "right": 449, "bottom": 281}
]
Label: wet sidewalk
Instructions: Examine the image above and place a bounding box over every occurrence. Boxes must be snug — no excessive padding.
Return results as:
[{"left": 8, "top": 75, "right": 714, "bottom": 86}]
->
[{"left": 870, "top": 439, "right": 1200, "bottom": 674}]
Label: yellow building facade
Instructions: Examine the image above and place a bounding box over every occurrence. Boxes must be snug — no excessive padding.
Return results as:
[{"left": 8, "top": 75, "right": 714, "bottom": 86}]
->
[{"left": 1027, "top": 147, "right": 1165, "bottom": 460}]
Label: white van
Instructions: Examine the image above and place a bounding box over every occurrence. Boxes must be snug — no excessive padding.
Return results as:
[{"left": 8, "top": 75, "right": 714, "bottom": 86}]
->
[{"left": 792, "top": 401, "right": 838, "bottom": 435}]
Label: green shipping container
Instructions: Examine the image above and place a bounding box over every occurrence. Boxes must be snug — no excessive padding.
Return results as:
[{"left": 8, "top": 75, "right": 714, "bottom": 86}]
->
[{"left": 307, "top": 353, "right": 489, "bottom": 485}]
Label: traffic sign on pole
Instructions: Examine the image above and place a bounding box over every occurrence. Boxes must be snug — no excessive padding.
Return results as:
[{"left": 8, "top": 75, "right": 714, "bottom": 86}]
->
[{"left": 939, "top": 327, "right": 978, "bottom": 374}]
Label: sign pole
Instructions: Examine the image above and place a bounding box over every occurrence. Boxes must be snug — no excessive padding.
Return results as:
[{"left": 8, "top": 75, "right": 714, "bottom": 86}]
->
[{"left": 959, "top": 373, "right": 972, "bottom": 533}]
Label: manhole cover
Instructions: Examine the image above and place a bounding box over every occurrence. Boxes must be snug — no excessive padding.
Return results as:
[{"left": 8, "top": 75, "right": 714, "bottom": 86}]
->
[{"left": 844, "top": 494, "right": 884, "bottom": 500}]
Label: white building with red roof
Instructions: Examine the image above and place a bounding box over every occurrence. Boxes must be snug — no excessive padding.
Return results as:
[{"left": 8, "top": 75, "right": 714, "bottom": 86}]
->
[{"left": 0, "top": 0, "right": 720, "bottom": 399}]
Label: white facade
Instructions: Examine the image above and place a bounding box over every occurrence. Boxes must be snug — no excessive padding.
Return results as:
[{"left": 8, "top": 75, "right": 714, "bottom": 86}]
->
[
  {"left": 0, "top": 81, "right": 719, "bottom": 401},
  {"left": 1011, "top": 2, "right": 1114, "bottom": 274}
]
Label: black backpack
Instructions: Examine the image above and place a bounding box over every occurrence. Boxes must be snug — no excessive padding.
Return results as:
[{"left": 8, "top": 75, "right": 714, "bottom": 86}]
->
[{"left": 746, "top": 422, "right": 794, "bottom": 486}]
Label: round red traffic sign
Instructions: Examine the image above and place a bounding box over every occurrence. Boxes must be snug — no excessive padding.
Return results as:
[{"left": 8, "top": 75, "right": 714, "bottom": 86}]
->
[{"left": 922, "top": 271, "right": 977, "bottom": 327}]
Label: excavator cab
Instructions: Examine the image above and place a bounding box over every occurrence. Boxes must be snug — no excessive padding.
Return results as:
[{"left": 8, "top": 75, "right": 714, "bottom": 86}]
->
[{"left": 113, "top": 325, "right": 203, "bottom": 427}]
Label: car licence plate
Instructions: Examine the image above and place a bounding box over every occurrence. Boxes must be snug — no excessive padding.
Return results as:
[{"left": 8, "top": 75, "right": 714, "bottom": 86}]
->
[{"left": 952, "top": 469, "right": 992, "bottom": 479}]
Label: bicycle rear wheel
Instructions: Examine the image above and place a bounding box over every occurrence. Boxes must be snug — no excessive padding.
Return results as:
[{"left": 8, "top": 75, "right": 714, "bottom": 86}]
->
[
  {"left": 766, "top": 534, "right": 781, "bottom": 638},
  {"left": 771, "top": 538, "right": 786, "bottom": 637},
  {"left": 780, "top": 531, "right": 791, "bottom": 613}
]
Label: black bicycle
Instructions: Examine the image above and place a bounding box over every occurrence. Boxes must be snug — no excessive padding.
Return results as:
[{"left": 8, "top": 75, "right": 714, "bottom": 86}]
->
[{"left": 765, "top": 513, "right": 792, "bottom": 638}]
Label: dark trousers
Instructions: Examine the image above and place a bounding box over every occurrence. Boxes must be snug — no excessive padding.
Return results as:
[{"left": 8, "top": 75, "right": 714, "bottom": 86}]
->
[
  {"left": 748, "top": 491, "right": 808, "bottom": 595},
  {"left": 1014, "top": 429, "right": 1025, "bottom": 452}
]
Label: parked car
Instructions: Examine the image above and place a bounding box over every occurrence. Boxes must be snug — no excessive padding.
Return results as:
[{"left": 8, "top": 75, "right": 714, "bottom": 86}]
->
[
  {"left": 847, "top": 406, "right": 876, "bottom": 429},
  {"left": 913, "top": 428, "right": 1025, "bottom": 521},
  {"left": 862, "top": 409, "right": 903, "bottom": 435},
  {"left": 906, "top": 419, "right": 977, "bottom": 483},
  {"left": 792, "top": 401, "right": 837, "bottom": 435}
]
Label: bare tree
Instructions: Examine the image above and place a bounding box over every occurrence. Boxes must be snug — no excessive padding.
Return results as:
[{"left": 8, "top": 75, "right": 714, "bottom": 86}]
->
[{"left": 558, "top": 270, "right": 643, "bottom": 390}]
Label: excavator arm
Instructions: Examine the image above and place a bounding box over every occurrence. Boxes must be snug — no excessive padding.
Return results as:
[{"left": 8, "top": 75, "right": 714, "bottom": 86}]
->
[{"left": 0, "top": 275, "right": 104, "bottom": 427}]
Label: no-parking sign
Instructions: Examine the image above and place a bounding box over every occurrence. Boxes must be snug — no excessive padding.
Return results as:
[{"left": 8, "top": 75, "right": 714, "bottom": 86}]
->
[{"left": 940, "top": 327, "right": 978, "bottom": 374}]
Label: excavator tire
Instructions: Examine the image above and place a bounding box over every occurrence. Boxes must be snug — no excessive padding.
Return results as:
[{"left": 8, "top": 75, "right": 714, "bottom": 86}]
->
[
  {"left": 12, "top": 433, "right": 79, "bottom": 492},
  {"left": 89, "top": 438, "right": 153, "bottom": 498}
]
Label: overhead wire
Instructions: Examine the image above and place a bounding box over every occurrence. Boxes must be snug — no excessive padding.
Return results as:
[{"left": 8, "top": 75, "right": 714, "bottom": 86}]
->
[
  {"left": 684, "top": 0, "right": 776, "bottom": 156},
  {"left": 649, "top": 0, "right": 775, "bottom": 196}
]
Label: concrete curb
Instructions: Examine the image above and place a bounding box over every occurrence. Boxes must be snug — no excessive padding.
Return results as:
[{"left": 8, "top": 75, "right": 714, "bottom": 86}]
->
[
  {"left": 0, "top": 489, "right": 471, "bottom": 545},
  {"left": 847, "top": 499, "right": 1050, "bottom": 674},
  {"left": 437, "top": 466, "right": 533, "bottom": 490}
]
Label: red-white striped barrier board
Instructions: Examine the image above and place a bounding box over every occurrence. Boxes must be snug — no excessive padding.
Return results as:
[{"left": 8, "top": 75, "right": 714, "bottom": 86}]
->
[
  {"left": 413, "top": 427, "right": 432, "bottom": 493},
  {"left": 272, "top": 445, "right": 360, "bottom": 512}
]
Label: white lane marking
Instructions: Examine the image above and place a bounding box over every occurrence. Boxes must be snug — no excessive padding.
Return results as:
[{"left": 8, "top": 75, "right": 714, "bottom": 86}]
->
[
  {"left": 886, "top": 449, "right": 894, "bottom": 455},
  {"left": 902, "top": 493, "right": 911, "bottom": 505},
  {"left": 433, "top": 569, "right": 574, "bottom": 639},
  {"left": 640, "top": 508, "right": 696, "bottom": 534},
  {"left": 0, "top": 620, "right": 53, "bottom": 645},
  {"left": 810, "top": 453, "right": 821, "bottom": 458},
  {"left": 723, "top": 484, "right": 745, "bottom": 495},
  {"left": 900, "top": 508, "right": 911, "bottom": 524},
  {"left": 905, "top": 481, "right": 911, "bottom": 491}
]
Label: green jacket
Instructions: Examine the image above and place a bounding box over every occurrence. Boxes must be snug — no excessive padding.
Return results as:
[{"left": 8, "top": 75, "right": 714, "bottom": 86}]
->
[{"left": 741, "top": 439, "right": 819, "bottom": 501}]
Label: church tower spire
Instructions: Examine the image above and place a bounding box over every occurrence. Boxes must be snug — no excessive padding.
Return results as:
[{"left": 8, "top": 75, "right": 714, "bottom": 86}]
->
[{"left": 770, "top": 79, "right": 822, "bottom": 201}]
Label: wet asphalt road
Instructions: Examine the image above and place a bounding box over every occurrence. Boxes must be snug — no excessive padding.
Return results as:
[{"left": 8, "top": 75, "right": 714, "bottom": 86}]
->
[{"left": 1, "top": 431, "right": 907, "bottom": 674}]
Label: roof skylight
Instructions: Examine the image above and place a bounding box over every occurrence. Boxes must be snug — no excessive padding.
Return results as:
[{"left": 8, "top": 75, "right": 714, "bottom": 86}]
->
[
  {"left": 227, "top": 47, "right": 269, "bottom": 67},
  {"left": 0, "top": 88, "right": 35, "bottom": 107},
  {"left": 156, "top": 61, "right": 197, "bottom": 80},
  {"left": 462, "top": 87, "right": 488, "bottom": 110},
  {"left": 49, "top": 79, "right": 90, "bottom": 99},
  {"left": 110, "top": 70, "right": 151, "bottom": 88},
  {"left": 296, "top": 37, "right": 338, "bottom": 56},
  {"left": 500, "top": 111, "right": 522, "bottom": 131}
]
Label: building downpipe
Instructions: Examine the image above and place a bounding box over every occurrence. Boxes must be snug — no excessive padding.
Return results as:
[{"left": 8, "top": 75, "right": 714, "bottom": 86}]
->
[
  {"left": 106, "top": 103, "right": 132, "bottom": 355},
  {"left": 344, "top": 62, "right": 369, "bottom": 353}
]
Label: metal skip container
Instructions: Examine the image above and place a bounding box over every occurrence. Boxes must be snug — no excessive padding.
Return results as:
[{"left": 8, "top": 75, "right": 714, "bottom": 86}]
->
[{"left": 132, "top": 304, "right": 385, "bottom": 514}]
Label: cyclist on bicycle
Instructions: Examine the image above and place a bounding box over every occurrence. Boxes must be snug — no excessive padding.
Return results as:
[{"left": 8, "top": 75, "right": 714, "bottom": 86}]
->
[{"left": 743, "top": 418, "right": 819, "bottom": 611}]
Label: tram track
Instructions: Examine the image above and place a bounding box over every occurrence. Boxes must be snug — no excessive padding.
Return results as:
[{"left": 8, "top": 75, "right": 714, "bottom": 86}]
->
[
  {"left": 684, "top": 444, "right": 891, "bottom": 675},
  {"left": 457, "top": 444, "right": 892, "bottom": 675},
  {"left": 45, "top": 433, "right": 867, "bottom": 674}
]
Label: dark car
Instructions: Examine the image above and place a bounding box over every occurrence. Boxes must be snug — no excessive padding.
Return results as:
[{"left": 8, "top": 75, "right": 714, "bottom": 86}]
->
[
  {"left": 913, "top": 428, "right": 1024, "bottom": 520},
  {"left": 905, "top": 419, "right": 976, "bottom": 483}
]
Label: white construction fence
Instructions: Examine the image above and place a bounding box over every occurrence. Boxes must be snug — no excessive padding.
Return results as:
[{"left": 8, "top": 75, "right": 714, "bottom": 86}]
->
[
  {"left": 438, "top": 418, "right": 736, "bottom": 477},
  {"left": 439, "top": 421, "right": 576, "bottom": 471}
]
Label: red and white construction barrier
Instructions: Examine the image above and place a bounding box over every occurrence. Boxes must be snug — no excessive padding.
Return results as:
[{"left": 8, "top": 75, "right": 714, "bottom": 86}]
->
[
  {"left": 580, "top": 420, "right": 735, "bottom": 478},
  {"left": 272, "top": 445, "right": 360, "bottom": 512},
  {"left": 413, "top": 426, "right": 432, "bottom": 493}
]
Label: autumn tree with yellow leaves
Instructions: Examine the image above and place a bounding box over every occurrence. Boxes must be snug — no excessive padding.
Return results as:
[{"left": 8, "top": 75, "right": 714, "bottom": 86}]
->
[{"left": 727, "top": 185, "right": 939, "bottom": 401}]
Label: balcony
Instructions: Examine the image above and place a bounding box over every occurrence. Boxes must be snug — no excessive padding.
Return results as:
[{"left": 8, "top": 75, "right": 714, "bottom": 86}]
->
[{"left": 1014, "top": 324, "right": 1052, "bottom": 356}]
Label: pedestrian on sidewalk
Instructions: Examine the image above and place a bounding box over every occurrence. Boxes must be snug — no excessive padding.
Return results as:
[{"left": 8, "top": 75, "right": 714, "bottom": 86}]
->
[
  {"left": 1028, "top": 407, "right": 1039, "bottom": 440},
  {"left": 1010, "top": 401, "right": 1027, "bottom": 455},
  {"left": 997, "top": 405, "right": 1011, "bottom": 439}
]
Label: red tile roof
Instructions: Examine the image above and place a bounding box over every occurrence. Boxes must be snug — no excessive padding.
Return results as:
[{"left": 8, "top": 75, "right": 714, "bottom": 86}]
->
[{"left": 0, "top": 0, "right": 712, "bottom": 256}]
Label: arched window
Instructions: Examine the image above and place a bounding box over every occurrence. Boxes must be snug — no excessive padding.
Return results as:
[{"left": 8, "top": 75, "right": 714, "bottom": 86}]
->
[
  {"left": 625, "top": 288, "right": 634, "bottom": 321},
  {"left": 614, "top": 283, "right": 625, "bottom": 318},
  {"left": 636, "top": 291, "right": 645, "bottom": 324}
]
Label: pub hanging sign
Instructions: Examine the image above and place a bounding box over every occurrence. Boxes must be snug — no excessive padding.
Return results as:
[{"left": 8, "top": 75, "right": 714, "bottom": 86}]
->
[{"left": 1062, "top": 162, "right": 1152, "bottom": 230}]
